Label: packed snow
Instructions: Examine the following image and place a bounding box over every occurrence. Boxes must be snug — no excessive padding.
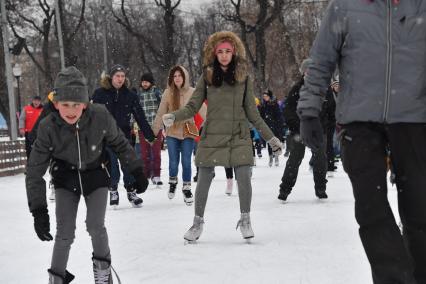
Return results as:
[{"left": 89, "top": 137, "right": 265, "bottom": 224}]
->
[{"left": 1, "top": 149, "right": 399, "bottom": 283}]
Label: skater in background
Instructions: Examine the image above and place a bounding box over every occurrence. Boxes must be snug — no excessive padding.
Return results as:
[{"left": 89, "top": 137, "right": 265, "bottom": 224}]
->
[
  {"left": 136, "top": 73, "right": 164, "bottom": 185},
  {"left": 259, "top": 89, "right": 284, "bottom": 167},
  {"left": 278, "top": 58, "right": 329, "bottom": 202},
  {"left": 25, "top": 67, "right": 148, "bottom": 283},
  {"left": 162, "top": 31, "right": 282, "bottom": 242},
  {"left": 92, "top": 64, "right": 155, "bottom": 208},
  {"left": 153, "top": 65, "right": 205, "bottom": 205},
  {"left": 19, "top": 95, "right": 43, "bottom": 158},
  {"left": 325, "top": 77, "right": 338, "bottom": 174},
  {"left": 297, "top": 0, "right": 426, "bottom": 282}
]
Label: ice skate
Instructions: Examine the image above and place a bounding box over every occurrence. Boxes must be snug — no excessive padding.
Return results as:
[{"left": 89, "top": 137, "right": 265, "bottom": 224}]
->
[
  {"left": 151, "top": 176, "right": 163, "bottom": 187},
  {"left": 48, "top": 269, "right": 75, "bottom": 284},
  {"left": 182, "top": 182, "right": 193, "bottom": 205},
  {"left": 48, "top": 186, "right": 56, "bottom": 202},
  {"left": 109, "top": 190, "right": 119, "bottom": 209},
  {"left": 225, "top": 178, "right": 233, "bottom": 196},
  {"left": 92, "top": 256, "right": 113, "bottom": 284},
  {"left": 268, "top": 156, "right": 273, "bottom": 167},
  {"left": 315, "top": 189, "right": 328, "bottom": 199},
  {"left": 274, "top": 155, "right": 279, "bottom": 167},
  {"left": 184, "top": 216, "right": 204, "bottom": 244},
  {"left": 127, "top": 190, "right": 143, "bottom": 207},
  {"left": 278, "top": 191, "right": 290, "bottom": 202},
  {"left": 236, "top": 212, "right": 254, "bottom": 241},
  {"left": 168, "top": 177, "right": 177, "bottom": 199}
]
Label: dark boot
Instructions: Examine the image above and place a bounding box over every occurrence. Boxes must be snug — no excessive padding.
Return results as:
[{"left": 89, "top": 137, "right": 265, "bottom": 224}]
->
[{"left": 48, "top": 269, "right": 75, "bottom": 284}]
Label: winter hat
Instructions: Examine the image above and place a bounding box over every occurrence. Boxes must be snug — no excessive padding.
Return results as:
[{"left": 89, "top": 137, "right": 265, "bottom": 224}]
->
[
  {"left": 263, "top": 89, "right": 273, "bottom": 98},
  {"left": 215, "top": 41, "right": 235, "bottom": 55},
  {"left": 109, "top": 64, "right": 127, "bottom": 77},
  {"left": 32, "top": 95, "right": 42, "bottom": 101},
  {"left": 140, "top": 73, "right": 155, "bottom": 85},
  {"left": 299, "top": 58, "right": 313, "bottom": 75},
  {"left": 53, "top": 66, "right": 89, "bottom": 103}
]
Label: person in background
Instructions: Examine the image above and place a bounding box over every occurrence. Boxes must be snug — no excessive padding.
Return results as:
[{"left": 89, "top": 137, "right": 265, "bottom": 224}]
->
[
  {"left": 26, "top": 66, "right": 148, "bottom": 283},
  {"left": 19, "top": 95, "right": 43, "bottom": 158},
  {"left": 92, "top": 64, "right": 155, "bottom": 208},
  {"left": 278, "top": 58, "right": 328, "bottom": 202},
  {"left": 153, "top": 65, "right": 204, "bottom": 205},
  {"left": 162, "top": 31, "right": 282, "bottom": 242},
  {"left": 136, "top": 73, "right": 164, "bottom": 186},
  {"left": 259, "top": 89, "right": 284, "bottom": 167},
  {"left": 325, "top": 77, "right": 338, "bottom": 174}
]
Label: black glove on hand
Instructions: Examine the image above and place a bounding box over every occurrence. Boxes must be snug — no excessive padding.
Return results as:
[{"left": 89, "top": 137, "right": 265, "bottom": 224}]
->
[
  {"left": 299, "top": 117, "right": 324, "bottom": 151},
  {"left": 132, "top": 168, "right": 149, "bottom": 194},
  {"left": 32, "top": 207, "right": 53, "bottom": 241}
]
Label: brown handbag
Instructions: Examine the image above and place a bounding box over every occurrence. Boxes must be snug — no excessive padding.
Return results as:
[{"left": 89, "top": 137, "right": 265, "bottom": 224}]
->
[{"left": 183, "top": 121, "right": 199, "bottom": 138}]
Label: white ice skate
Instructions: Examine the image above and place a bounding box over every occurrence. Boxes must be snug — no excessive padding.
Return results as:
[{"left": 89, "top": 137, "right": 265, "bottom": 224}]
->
[
  {"left": 225, "top": 179, "right": 233, "bottom": 196},
  {"left": 184, "top": 216, "right": 204, "bottom": 244},
  {"left": 236, "top": 212, "right": 254, "bottom": 242}
]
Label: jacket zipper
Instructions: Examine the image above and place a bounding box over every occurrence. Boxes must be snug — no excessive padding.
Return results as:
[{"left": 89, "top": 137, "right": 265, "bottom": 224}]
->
[
  {"left": 383, "top": 0, "right": 393, "bottom": 122},
  {"left": 75, "top": 122, "right": 85, "bottom": 195}
]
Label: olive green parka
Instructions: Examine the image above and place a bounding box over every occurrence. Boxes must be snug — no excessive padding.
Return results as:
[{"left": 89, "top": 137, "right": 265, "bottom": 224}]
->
[{"left": 172, "top": 31, "right": 274, "bottom": 167}]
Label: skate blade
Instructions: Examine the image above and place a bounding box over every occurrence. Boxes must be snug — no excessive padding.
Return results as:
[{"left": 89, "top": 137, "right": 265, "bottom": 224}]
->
[
  {"left": 131, "top": 203, "right": 143, "bottom": 208},
  {"left": 184, "top": 239, "right": 198, "bottom": 245},
  {"left": 244, "top": 237, "right": 254, "bottom": 244},
  {"left": 184, "top": 200, "right": 194, "bottom": 206},
  {"left": 112, "top": 205, "right": 118, "bottom": 210}
]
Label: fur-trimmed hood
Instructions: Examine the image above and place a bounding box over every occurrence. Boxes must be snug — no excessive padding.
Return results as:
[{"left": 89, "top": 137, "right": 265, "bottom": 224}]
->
[
  {"left": 203, "top": 31, "right": 248, "bottom": 84},
  {"left": 99, "top": 72, "right": 131, "bottom": 90},
  {"left": 166, "top": 65, "right": 191, "bottom": 91}
]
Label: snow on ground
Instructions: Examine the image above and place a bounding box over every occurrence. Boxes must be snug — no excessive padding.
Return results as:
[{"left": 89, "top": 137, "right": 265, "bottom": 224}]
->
[{"left": 1, "top": 149, "right": 399, "bottom": 283}]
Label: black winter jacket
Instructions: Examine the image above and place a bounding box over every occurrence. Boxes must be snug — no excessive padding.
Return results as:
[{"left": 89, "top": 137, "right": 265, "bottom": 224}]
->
[
  {"left": 92, "top": 78, "right": 155, "bottom": 142},
  {"left": 285, "top": 77, "right": 335, "bottom": 134},
  {"left": 26, "top": 104, "right": 143, "bottom": 212},
  {"left": 259, "top": 99, "right": 284, "bottom": 138}
]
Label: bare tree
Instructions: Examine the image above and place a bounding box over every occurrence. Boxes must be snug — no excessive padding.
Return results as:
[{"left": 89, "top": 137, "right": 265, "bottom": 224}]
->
[
  {"left": 221, "top": 0, "right": 284, "bottom": 92},
  {"left": 55, "top": 0, "right": 86, "bottom": 66}
]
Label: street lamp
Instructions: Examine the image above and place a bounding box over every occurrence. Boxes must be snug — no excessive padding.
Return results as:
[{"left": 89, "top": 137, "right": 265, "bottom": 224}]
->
[{"left": 12, "top": 63, "right": 22, "bottom": 113}]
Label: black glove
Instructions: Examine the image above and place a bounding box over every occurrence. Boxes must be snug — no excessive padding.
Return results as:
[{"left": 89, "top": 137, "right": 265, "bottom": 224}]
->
[
  {"left": 299, "top": 117, "right": 324, "bottom": 151},
  {"left": 131, "top": 168, "right": 149, "bottom": 194},
  {"left": 32, "top": 207, "right": 53, "bottom": 241}
]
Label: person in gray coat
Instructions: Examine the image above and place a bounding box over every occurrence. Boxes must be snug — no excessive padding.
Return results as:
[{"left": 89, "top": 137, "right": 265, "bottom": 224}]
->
[
  {"left": 297, "top": 1, "right": 426, "bottom": 283},
  {"left": 26, "top": 67, "right": 148, "bottom": 283}
]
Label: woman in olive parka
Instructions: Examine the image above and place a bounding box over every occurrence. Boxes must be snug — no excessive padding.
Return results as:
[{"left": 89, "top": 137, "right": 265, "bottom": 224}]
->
[{"left": 162, "top": 31, "right": 283, "bottom": 242}]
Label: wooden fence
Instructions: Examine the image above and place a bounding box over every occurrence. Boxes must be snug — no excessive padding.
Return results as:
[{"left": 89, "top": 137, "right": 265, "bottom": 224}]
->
[{"left": 0, "top": 140, "right": 26, "bottom": 177}]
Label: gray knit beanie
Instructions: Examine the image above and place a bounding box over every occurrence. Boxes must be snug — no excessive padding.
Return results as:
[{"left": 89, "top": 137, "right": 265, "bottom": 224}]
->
[
  {"left": 53, "top": 66, "right": 89, "bottom": 103},
  {"left": 299, "top": 58, "right": 313, "bottom": 75}
]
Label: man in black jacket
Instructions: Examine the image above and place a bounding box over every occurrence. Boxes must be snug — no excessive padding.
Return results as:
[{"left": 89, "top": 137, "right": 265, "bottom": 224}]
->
[
  {"left": 92, "top": 64, "right": 155, "bottom": 208},
  {"left": 278, "top": 59, "right": 330, "bottom": 201}
]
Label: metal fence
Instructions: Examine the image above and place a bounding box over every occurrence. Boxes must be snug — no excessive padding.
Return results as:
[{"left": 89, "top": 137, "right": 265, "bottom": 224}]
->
[{"left": 0, "top": 140, "right": 26, "bottom": 177}]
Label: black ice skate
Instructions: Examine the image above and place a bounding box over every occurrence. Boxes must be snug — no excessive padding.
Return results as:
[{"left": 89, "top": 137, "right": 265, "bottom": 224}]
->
[
  {"left": 168, "top": 176, "right": 178, "bottom": 199},
  {"left": 127, "top": 190, "right": 143, "bottom": 207}
]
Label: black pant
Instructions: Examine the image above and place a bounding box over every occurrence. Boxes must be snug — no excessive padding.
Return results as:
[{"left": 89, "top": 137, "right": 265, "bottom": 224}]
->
[
  {"left": 279, "top": 134, "right": 327, "bottom": 194},
  {"left": 341, "top": 122, "right": 426, "bottom": 284},
  {"left": 225, "top": 167, "right": 235, "bottom": 179},
  {"left": 326, "top": 126, "right": 336, "bottom": 170},
  {"left": 24, "top": 132, "right": 32, "bottom": 159}
]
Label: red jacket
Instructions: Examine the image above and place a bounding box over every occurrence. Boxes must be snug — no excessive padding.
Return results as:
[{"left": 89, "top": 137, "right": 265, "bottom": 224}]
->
[{"left": 22, "top": 105, "right": 43, "bottom": 132}]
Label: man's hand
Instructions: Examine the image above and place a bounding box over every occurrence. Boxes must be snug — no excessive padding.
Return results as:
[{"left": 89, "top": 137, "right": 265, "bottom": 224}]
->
[{"left": 300, "top": 117, "right": 324, "bottom": 151}]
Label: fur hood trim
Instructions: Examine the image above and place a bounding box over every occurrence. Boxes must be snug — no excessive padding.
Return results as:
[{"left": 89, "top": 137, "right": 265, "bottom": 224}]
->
[
  {"left": 99, "top": 71, "right": 130, "bottom": 90},
  {"left": 203, "top": 31, "right": 248, "bottom": 84}
]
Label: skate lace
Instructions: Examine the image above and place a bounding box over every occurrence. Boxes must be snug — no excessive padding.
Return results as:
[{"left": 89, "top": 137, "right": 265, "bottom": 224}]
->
[
  {"left": 128, "top": 192, "right": 138, "bottom": 200},
  {"left": 236, "top": 218, "right": 250, "bottom": 230},
  {"left": 182, "top": 189, "right": 192, "bottom": 198},
  {"left": 94, "top": 267, "right": 111, "bottom": 284},
  {"left": 110, "top": 191, "right": 119, "bottom": 200}
]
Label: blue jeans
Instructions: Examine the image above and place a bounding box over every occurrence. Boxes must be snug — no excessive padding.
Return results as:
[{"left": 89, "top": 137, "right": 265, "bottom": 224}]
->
[
  {"left": 106, "top": 147, "right": 135, "bottom": 191},
  {"left": 166, "top": 137, "right": 194, "bottom": 182}
]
